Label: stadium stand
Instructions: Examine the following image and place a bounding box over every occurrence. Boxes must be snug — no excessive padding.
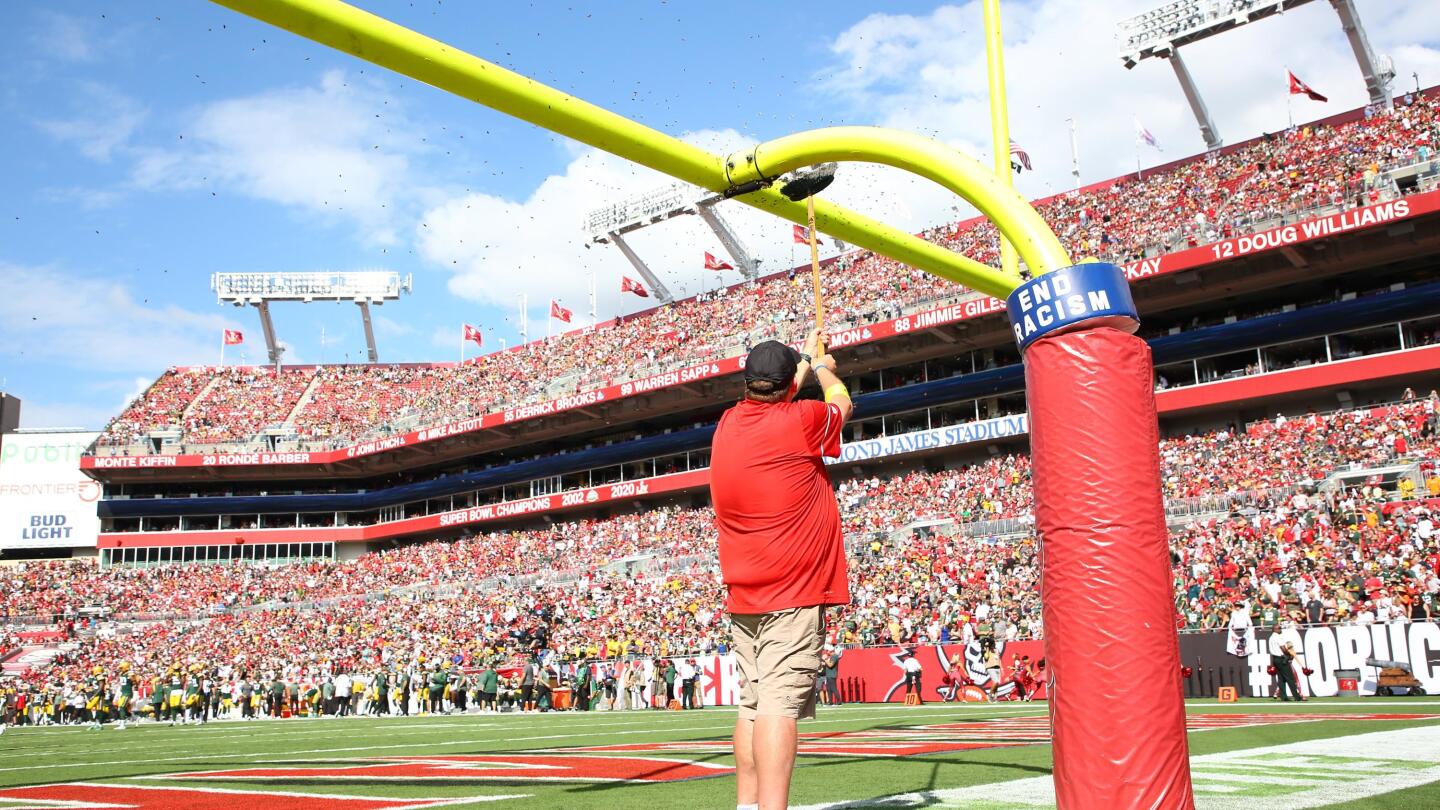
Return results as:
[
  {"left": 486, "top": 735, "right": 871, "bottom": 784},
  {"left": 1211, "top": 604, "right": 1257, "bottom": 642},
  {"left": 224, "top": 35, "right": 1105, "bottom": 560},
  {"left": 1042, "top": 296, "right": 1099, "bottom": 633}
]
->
[
  {"left": 9, "top": 94, "right": 1440, "bottom": 724},
  {"left": 89, "top": 92, "right": 1440, "bottom": 453},
  {"left": 8, "top": 397, "right": 1440, "bottom": 716}
]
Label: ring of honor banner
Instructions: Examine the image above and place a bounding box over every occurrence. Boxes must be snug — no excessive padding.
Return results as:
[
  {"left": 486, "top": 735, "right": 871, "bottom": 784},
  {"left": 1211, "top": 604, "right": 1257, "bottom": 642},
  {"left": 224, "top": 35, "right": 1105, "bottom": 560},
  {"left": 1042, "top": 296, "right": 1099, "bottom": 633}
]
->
[{"left": 1009, "top": 264, "right": 1193, "bottom": 809}]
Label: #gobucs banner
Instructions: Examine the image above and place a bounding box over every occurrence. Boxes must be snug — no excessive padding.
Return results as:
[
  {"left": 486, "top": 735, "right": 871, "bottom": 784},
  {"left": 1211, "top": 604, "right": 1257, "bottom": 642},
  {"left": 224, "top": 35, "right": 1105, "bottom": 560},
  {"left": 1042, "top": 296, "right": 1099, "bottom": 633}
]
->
[{"left": 1180, "top": 620, "right": 1440, "bottom": 698}]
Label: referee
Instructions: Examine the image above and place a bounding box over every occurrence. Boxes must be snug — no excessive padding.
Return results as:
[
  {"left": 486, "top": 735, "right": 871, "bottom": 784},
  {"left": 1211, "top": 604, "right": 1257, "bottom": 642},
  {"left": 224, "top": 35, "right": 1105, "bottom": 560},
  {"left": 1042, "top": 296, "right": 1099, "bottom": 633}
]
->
[{"left": 711, "top": 328, "right": 852, "bottom": 810}]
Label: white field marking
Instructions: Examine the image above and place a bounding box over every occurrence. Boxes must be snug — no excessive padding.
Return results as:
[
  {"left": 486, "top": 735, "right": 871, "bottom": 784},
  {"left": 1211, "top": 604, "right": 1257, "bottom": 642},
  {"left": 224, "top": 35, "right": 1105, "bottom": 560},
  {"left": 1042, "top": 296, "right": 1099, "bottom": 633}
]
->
[
  {"left": 384, "top": 723, "right": 501, "bottom": 730},
  {"left": 11, "top": 781, "right": 529, "bottom": 808},
  {"left": 0, "top": 702, "right": 1046, "bottom": 745},
  {"left": 0, "top": 708, "right": 1019, "bottom": 773},
  {"left": 0, "top": 704, "right": 1404, "bottom": 766},
  {"left": 0, "top": 707, "right": 1049, "bottom": 769},
  {"left": 0, "top": 704, "right": 1046, "bottom": 753},
  {"left": 792, "top": 723, "right": 1440, "bottom": 810}
]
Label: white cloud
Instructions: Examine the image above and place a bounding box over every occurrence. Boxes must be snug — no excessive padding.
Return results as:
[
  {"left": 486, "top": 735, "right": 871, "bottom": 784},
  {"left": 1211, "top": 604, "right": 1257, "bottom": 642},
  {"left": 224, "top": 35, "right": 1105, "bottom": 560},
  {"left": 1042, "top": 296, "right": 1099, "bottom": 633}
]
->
[
  {"left": 34, "top": 83, "right": 146, "bottom": 163},
  {"left": 820, "top": 0, "right": 1440, "bottom": 202},
  {"left": 0, "top": 262, "right": 240, "bottom": 374},
  {"left": 21, "top": 377, "right": 153, "bottom": 432},
  {"left": 405, "top": 0, "right": 1440, "bottom": 332},
  {"left": 38, "top": 186, "right": 125, "bottom": 210},
  {"left": 416, "top": 129, "right": 961, "bottom": 325},
  {"left": 19, "top": 400, "right": 115, "bottom": 432},
  {"left": 131, "top": 70, "right": 429, "bottom": 245},
  {"left": 374, "top": 314, "right": 414, "bottom": 337},
  {"left": 33, "top": 12, "right": 97, "bottom": 62}
]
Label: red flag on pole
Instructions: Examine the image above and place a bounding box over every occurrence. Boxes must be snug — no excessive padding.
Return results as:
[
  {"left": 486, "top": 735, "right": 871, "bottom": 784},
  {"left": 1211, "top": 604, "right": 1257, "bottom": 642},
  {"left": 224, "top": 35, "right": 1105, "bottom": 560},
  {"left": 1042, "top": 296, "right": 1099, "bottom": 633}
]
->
[
  {"left": 1287, "top": 71, "right": 1327, "bottom": 102},
  {"left": 462, "top": 324, "right": 484, "bottom": 346},
  {"left": 223, "top": 329, "right": 244, "bottom": 345},
  {"left": 550, "top": 300, "right": 573, "bottom": 323},
  {"left": 702, "top": 251, "right": 733, "bottom": 271},
  {"left": 792, "top": 224, "right": 821, "bottom": 244},
  {"left": 620, "top": 276, "right": 650, "bottom": 297}
]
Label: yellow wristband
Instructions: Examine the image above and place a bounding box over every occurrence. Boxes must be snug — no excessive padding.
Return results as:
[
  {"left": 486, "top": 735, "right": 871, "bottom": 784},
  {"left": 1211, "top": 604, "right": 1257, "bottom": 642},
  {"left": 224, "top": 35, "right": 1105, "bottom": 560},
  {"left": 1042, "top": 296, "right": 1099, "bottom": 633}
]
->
[{"left": 823, "top": 382, "right": 849, "bottom": 403}]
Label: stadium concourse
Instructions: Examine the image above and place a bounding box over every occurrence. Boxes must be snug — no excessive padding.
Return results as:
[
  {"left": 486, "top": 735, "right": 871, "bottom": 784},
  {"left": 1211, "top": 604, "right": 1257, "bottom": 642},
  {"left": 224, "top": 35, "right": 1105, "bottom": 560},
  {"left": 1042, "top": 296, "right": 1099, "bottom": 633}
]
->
[
  {"left": 3, "top": 396, "right": 1439, "bottom": 725},
  {"left": 88, "top": 92, "right": 1440, "bottom": 453}
]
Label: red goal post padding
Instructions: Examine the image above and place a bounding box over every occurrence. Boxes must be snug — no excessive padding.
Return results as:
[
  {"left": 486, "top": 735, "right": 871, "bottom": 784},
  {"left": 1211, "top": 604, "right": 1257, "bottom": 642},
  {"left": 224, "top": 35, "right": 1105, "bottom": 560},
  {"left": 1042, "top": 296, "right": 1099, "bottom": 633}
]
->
[{"left": 1010, "top": 263, "right": 1193, "bottom": 809}]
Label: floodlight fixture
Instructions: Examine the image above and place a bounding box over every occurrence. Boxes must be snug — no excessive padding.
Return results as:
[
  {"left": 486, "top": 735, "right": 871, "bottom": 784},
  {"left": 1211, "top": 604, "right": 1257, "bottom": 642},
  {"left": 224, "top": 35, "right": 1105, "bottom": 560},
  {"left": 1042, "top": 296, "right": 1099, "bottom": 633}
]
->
[
  {"left": 211, "top": 271, "right": 412, "bottom": 364},
  {"left": 585, "top": 183, "right": 764, "bottom": 303},
  {"left": 1117, "top": 0, "right": 1393, "bottom": 150}
]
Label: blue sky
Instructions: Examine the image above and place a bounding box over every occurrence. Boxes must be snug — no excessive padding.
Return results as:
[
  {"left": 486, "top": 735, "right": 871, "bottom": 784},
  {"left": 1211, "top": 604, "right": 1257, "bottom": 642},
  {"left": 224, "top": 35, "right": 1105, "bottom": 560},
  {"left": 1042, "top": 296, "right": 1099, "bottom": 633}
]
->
[{"left": 2, "top": 0, "right": 1437, "bottom": 429}]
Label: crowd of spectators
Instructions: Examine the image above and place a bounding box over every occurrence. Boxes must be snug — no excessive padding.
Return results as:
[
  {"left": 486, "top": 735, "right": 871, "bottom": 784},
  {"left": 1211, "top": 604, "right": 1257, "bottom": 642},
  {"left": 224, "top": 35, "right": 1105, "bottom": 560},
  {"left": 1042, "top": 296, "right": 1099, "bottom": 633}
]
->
[
  {"left": 94, "top": 370, "right": 212, "bottom": 448},
  {"left": 10, "top": 397, "right": 1440, "bottom": 709},
  {"left": 92, "top": 94, "right": 1440, "bottom": 451},
  {"left": 182, "top": 367, "right": 316, "bottom": 445}
]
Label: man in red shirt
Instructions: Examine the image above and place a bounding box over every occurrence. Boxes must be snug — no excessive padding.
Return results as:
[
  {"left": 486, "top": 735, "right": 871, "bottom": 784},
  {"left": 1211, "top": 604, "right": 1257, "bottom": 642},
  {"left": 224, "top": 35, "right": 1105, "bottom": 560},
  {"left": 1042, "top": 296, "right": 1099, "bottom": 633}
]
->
[{"left": 711, "top": 329, "right": 852, "bottom": 810}]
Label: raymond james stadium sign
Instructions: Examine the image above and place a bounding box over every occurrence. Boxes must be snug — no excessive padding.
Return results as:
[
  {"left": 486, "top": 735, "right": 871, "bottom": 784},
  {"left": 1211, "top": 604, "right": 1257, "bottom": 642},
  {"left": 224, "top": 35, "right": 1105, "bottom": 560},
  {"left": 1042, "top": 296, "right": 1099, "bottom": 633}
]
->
[{"left": 826, "top": 414, "right": 1029, "bottom": 465}]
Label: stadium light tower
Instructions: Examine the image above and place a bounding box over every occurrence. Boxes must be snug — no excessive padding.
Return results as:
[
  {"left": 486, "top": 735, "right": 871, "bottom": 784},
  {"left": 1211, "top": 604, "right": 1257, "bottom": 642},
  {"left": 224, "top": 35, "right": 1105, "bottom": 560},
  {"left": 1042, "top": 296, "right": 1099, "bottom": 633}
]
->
[
  {"left": 1118, "top": 0, "right": 1395, "bottom": 149},
  {"left": 585, "top": 182, "right": 764, "bottom": 305},
  {"left": 212, "top": 271, "right": 412, "bottom": 365}
]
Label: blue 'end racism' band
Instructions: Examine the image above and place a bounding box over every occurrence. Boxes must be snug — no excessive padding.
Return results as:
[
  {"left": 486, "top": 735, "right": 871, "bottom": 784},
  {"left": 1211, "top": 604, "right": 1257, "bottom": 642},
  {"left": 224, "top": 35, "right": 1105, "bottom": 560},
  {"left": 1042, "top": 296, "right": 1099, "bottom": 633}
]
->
[{"left": 1005, "top": 262, "right": 1140, "bottom": 353}]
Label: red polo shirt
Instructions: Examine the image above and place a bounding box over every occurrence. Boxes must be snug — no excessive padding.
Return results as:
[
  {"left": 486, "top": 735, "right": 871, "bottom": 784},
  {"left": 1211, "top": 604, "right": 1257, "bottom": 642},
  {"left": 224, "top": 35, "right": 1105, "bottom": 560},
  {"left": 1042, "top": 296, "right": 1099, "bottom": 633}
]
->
[{"left": 711, "top": 398, "right": 849, "bottom": 614}]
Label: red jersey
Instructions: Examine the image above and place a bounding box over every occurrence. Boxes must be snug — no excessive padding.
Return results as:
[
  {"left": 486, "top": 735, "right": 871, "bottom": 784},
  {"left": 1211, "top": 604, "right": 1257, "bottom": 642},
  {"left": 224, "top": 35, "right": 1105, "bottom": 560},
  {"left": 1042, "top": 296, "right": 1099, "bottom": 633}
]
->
[{"left": 711, "top": 398, "right": 849, "bottom": 614}]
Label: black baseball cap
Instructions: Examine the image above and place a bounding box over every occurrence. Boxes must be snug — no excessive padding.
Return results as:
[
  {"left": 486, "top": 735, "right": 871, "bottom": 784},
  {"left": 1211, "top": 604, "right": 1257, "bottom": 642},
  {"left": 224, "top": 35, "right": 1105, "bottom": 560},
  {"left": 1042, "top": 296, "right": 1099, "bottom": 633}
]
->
[{"left": 744, "top": 340, "right": 801, "bottom": 385}]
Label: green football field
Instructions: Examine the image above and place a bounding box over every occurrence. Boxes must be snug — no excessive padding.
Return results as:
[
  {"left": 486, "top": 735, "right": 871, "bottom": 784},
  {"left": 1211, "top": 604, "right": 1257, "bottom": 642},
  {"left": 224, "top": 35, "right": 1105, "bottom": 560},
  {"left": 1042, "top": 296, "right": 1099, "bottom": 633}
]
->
[{"left": 1, "top": 699, "right": 1438, "bottom": 809}]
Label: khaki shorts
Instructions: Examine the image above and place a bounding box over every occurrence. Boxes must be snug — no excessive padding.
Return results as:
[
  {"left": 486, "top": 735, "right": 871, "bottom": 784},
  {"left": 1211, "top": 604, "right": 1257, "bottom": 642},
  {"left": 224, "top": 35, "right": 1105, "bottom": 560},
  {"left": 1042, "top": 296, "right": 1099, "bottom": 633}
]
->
[{"left": 731, "top": 605, "right": 825, "bottom": 720}]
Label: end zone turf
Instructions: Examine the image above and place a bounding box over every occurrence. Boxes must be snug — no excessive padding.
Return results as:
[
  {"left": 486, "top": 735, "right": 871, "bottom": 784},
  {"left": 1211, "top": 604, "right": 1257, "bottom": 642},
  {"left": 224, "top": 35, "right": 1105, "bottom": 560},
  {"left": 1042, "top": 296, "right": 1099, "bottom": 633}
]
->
[{"left": 0, "top": 701, "right": 1436, "bottom": 809}]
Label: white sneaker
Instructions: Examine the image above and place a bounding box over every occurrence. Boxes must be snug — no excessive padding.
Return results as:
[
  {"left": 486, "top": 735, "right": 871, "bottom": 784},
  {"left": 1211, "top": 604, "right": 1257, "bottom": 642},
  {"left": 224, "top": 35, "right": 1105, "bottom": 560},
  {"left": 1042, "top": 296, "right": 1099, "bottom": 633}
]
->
[{"left": 116, "top": 721, "right": 127, "bottom": 730}]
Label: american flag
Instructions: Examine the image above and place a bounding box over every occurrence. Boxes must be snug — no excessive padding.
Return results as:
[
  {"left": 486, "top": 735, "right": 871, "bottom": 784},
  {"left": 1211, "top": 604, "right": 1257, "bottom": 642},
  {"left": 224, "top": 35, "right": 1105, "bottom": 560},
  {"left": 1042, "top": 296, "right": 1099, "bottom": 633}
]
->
[{"left": 1008, "top": 139, "right": 1032, "bottom": 173}]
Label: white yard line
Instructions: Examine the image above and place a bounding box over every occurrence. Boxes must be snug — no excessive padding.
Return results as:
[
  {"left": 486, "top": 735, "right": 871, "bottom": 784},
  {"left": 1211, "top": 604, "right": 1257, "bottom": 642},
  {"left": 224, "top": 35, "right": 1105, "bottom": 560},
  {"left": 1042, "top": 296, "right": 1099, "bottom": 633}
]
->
[{"left": 794, "top": 724, "right": 1440, "bottom": 810}]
